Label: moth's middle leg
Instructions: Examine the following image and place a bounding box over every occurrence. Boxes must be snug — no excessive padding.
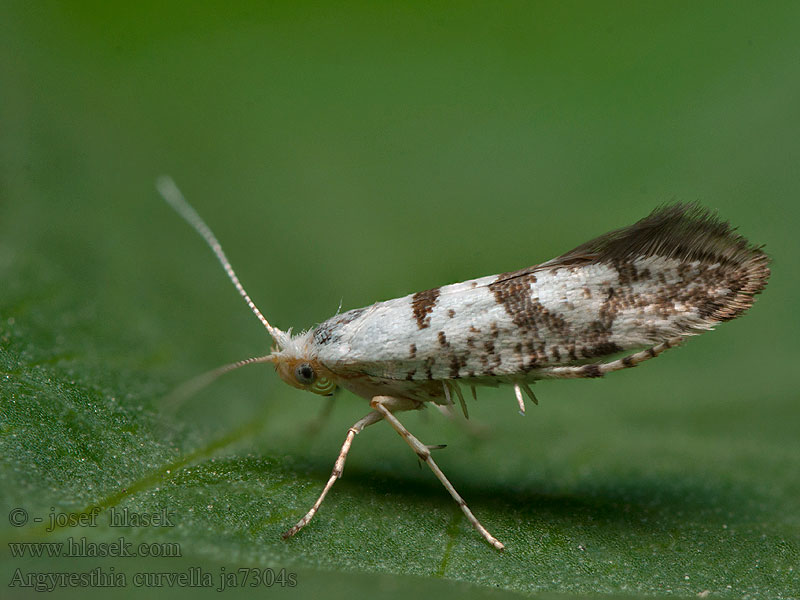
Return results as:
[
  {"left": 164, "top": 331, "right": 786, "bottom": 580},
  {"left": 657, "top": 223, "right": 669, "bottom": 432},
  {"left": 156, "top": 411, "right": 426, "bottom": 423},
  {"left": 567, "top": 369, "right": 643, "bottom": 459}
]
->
[{"left": 370, "top": 395, "right": 505, "bottom": 551}]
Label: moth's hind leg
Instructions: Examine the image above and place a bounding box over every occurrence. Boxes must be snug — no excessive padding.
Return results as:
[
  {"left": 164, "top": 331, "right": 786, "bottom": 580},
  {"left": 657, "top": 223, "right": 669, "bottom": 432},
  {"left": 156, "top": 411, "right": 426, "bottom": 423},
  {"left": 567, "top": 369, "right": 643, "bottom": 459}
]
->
[
  {"left": 538, "top": 336, "right": 684, "bottom": 379},
  {"left": 283, "top": 409, "right": 383, "bottom": 539},
  {"left": 370, "top": 395, "right": 505, "bottom": 551}
]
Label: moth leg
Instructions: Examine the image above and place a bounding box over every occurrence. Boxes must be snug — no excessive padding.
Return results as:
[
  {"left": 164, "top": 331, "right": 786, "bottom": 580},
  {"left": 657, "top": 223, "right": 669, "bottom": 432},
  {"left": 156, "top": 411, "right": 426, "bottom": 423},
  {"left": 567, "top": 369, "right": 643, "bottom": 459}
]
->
[
  {"left": 302, "top": 395, "right": 337, "bottom": 436},
  {"left": 282, "top": 410, "right": 383, "bottom": 539},
  {"left": 370, "top": 395, "right": 505, "bottom": 551},
  {"left": 538, "top": 336, "right": 684, "bottom": 379}
]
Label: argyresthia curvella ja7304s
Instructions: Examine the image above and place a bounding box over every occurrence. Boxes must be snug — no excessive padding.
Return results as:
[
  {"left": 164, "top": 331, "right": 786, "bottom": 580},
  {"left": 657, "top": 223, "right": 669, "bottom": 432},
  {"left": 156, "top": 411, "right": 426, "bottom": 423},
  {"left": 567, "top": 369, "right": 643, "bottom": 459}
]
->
[{"left": 156, "top": 176, "right": 769, "bottom": 550}]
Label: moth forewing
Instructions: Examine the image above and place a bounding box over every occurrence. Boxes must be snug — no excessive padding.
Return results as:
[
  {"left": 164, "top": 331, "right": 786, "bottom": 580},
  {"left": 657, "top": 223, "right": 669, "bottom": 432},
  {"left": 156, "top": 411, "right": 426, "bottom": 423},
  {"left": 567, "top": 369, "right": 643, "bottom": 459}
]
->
[{"left": 159, "top": 177, "right": 769, "bottom": 551}]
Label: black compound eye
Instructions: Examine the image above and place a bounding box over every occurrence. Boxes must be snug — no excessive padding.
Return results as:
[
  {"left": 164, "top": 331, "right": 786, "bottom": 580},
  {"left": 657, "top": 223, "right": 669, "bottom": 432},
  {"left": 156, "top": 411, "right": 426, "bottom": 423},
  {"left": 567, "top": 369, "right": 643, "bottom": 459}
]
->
[{"left": 295, "top": 363, "right": 316, "bottom": 385}]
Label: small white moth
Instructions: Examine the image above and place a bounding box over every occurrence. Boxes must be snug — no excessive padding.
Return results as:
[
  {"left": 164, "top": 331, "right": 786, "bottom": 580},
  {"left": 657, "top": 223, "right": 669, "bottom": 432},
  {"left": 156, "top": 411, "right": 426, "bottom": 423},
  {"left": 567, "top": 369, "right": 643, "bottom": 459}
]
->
[{"left": 157, "top": 176, "right": 769, "bottom": 550}]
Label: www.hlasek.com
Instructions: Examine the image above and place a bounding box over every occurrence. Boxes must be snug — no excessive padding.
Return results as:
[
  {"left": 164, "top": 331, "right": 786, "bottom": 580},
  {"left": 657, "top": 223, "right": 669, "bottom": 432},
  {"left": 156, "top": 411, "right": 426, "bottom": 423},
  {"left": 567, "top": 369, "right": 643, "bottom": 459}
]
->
[
  {"left": 8, "top": 566, "right": 298, "bottom": 592},
  {"left": 9, "top": 537, "right": 180, "bottom": 558}
]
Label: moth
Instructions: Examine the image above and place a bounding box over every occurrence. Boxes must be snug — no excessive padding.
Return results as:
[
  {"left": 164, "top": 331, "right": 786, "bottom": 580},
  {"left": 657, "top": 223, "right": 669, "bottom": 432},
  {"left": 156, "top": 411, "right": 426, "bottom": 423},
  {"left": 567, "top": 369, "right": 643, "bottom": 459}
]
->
[{"left": 157, "top": 176, "right": 769, "bottom": 550}]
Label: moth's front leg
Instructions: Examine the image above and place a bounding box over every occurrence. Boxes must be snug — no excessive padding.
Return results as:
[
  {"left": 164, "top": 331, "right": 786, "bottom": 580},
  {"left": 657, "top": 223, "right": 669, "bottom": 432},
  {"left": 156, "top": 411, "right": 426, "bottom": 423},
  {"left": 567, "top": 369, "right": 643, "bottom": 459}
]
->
[
  {"left": 370, "top": 395, "right": 505, "bottom": 551},
  {"left": 282, "top": 409, "right": 383, "bottom": 539}
]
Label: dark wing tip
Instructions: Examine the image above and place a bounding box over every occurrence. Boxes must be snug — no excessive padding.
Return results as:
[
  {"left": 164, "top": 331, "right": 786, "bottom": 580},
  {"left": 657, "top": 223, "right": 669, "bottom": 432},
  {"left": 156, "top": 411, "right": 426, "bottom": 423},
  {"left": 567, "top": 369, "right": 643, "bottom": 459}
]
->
[
  {"left": 546, "top": 202, "right": 770, "bottom": 322},
  {"left": 552, "top": 202, "right": 769, "bottom": 269}
]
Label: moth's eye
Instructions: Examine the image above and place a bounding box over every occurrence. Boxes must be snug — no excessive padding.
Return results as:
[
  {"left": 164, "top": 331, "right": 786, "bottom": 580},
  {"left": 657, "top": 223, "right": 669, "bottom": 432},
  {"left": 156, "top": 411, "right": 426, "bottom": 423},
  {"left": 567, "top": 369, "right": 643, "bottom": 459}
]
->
[{"left": 294, "top": 363, "right": 316, "bottom": 385}]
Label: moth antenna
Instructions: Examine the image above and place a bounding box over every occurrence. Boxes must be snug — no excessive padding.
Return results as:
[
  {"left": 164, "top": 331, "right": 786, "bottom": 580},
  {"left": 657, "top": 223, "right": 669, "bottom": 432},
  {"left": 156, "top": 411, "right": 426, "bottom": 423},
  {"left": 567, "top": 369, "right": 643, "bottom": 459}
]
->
[
  {"left": 162, "top": 354, "right": 275, "bottom": 412},
  {"left": 156, "top": 175, "right": 286, "bottom": 345}
]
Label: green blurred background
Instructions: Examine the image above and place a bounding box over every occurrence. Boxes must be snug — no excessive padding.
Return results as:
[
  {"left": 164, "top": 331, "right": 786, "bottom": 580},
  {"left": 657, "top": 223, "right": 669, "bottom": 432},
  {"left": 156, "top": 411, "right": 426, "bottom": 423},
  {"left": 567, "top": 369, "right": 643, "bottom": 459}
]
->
[{"left": 1, "top": 2, "right": 798, "bottom": 598}]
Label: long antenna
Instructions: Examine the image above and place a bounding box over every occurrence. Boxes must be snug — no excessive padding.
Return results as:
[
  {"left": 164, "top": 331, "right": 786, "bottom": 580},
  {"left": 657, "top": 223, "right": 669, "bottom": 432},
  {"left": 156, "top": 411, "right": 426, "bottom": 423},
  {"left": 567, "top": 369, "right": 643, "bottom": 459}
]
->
[
  {"left": 156, "top": 175, "right": 285, "bottom": 344},
  {"left": 161, "top": 354, "right": 275, "bottom": 412}
]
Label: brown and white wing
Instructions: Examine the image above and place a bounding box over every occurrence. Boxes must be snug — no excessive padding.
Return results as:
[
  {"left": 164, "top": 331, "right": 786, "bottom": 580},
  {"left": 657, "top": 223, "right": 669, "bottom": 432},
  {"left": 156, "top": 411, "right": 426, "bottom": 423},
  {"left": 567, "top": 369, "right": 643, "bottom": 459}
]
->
[{"left": 311, "top": 203, "right": 769, "bottom": 384}]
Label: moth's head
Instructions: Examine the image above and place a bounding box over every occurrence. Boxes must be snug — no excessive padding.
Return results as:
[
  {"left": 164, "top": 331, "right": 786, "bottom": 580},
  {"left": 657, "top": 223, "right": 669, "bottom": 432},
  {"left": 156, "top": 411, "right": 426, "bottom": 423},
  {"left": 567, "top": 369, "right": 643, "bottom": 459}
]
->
[
  {"left": 269, "top": 332, "right": 337, "bottom": 396},
  {"left": 156, "top": 176, "right": 337, "bottom": 400},
  {"left": 272, "top": 355, "right": 336, "bottom": 396}
]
